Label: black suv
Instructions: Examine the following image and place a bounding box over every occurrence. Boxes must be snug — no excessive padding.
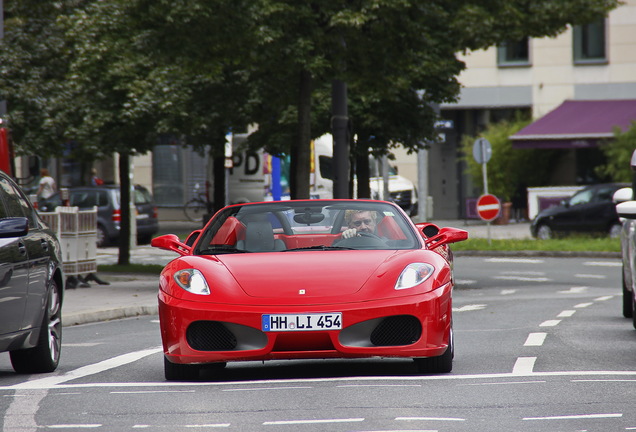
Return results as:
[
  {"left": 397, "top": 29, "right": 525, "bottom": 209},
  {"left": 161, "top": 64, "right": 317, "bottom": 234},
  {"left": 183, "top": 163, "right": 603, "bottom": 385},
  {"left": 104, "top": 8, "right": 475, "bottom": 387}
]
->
[
  {"left": 41, "top": 184, "right": 159, "bottom": 247},
  {"left": 530, "top": 183, "right": 627, "bottom": 239}
]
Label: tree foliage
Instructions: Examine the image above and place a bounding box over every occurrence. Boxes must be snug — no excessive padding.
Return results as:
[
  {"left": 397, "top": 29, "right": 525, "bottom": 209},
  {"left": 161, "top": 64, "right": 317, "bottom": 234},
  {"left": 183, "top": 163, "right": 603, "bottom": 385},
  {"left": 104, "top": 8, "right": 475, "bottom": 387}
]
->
[
  {"left": 460, "top": 117, "right": 561, "bottom": 202},
  {"left": 596, "top": 123, "right": 636, "bottom": 183}
]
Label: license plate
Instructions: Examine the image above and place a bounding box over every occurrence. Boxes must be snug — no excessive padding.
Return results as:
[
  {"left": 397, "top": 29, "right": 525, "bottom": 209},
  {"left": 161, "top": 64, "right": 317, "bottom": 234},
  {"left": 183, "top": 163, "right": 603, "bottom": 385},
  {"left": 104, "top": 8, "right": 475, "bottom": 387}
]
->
[{"left": 262, "top": 313, "right": 342, "bottom": 332}]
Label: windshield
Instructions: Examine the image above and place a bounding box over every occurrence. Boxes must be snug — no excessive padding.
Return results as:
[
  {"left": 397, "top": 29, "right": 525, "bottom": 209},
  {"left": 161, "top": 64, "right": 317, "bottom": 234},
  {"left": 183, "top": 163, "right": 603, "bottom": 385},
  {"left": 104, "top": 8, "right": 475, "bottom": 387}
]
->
[{"left": 194, "top": 200, "right": 421, "bottom": 254}]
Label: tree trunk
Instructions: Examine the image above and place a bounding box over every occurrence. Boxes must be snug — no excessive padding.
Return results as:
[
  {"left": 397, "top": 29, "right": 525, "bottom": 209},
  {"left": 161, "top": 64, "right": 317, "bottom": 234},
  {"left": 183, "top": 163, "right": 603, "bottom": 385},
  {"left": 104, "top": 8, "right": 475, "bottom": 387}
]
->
[
  {"left": 117, "top": 151, "right": 131, "bottom": 266},
  {"left": 291, "top": 69, "right": 312, "bottom": 199}
]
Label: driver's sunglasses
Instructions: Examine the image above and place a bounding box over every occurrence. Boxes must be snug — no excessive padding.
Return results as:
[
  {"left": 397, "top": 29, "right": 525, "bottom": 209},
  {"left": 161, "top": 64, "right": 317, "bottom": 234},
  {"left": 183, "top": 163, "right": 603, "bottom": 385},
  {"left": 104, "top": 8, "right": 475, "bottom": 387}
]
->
[{"left": 352, "top": 219, "right": 373, "bottom": 227}]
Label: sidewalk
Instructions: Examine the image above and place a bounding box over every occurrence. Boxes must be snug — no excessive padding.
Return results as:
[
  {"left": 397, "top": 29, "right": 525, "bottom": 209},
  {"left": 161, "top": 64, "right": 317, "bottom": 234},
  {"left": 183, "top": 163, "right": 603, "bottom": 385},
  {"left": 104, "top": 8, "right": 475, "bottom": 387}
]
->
[{"left": 62, "top": 218, "right": 534, "bottom": 327}]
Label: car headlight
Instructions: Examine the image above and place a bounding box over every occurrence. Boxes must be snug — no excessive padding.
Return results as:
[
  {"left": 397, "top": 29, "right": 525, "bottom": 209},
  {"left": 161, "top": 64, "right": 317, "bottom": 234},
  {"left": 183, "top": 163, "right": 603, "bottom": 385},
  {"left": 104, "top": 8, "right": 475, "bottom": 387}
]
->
[
  {"left": 174, "top": 269, "right": 210, "bottom": 295},
  {"left": 395, "top": 263, "right": 435, "bottom": 290}
]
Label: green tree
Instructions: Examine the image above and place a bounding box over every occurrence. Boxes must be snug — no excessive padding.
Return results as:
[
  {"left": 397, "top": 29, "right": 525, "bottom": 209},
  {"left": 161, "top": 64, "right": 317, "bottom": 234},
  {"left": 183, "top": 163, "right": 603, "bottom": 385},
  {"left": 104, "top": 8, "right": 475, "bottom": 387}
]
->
[
  {"left": 461, "top": 118, "right": 560, "bottom": 202},
  {"left": 596, "top": 123, "right": 636, "bottom": 183}
]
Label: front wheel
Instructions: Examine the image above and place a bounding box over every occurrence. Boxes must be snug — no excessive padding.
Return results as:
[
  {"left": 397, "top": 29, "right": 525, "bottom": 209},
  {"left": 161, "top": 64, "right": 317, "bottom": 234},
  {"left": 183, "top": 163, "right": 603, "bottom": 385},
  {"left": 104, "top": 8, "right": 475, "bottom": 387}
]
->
[
  {"left": 10, "top": 279, "right": 62, "bottom": 373},
  {"left": 623, "top": 270, "right": 633, "bottom": 318},
  {"left": 164, "top": 357, "right": 200, "bottom": 381},
  {"left": 184, "top": 200, "right": 206, "bottom": 223},
  {"left": 536, "top": 224, "right": 553, "bottom": 240},
  {"left": 413, "top": 328, "right": 453, "bottom": 374}
]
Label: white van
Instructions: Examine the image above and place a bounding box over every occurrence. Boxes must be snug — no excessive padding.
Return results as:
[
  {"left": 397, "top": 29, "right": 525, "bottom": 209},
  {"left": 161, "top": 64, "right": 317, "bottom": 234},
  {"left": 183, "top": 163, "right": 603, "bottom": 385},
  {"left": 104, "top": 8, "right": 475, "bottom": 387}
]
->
[
  {"left": 227, "top": 133, "right": 418, "bottom": 215},
  {"left": 310, "top": 134, "right": 418, "bottom": 215}
]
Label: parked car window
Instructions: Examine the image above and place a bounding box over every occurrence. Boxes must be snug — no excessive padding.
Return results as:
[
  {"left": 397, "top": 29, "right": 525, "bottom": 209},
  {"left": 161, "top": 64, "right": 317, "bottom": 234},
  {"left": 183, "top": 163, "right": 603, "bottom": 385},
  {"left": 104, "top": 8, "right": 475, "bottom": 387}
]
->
[
  {"left": 0, "top": 177, "right": 36, "bottom": 227},
  {"left": 97, "top": 190, "right": 109, "bottom": 206},
  {"left": 569, "top": 189, "right": 593, "bottom": 206},
  {"left": 134, "top": 187, "right": 153, "bottom": 205},
  {"left": 596, "top": 186, "right": 615, "bottom": 202}
]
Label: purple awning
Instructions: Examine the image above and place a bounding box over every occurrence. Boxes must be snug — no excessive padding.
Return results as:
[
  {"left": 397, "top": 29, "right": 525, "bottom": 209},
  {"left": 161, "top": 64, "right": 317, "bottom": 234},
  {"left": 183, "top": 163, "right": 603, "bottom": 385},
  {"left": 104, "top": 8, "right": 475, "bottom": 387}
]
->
[{"left": 511, "top": 99, "right": 636, "bottom": 148}]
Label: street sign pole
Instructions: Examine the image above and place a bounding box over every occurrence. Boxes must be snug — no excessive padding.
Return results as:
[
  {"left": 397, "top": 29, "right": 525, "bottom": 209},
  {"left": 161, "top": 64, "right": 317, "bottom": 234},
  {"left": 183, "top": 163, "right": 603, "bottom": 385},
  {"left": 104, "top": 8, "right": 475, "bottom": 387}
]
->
[{"left": 473, "top": 137, "right": 494, "bottom": 243}]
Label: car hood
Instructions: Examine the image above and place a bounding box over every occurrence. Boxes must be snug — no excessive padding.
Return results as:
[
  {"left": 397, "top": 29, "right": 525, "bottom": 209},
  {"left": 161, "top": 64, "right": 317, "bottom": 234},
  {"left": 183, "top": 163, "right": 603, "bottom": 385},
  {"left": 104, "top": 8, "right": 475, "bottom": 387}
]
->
[{"left": 217, "top": 250, "right": 395, "bottom": 299}]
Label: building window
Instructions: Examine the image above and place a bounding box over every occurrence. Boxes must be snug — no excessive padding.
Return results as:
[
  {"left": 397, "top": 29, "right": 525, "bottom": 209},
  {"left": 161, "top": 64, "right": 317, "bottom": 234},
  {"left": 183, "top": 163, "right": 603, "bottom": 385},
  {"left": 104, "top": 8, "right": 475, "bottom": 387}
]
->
[
  {"left": 573, "top": 18, "right": 607, "bottom": 64},
  {"left": 497, "top": 38, "right": 530, "bottom": 67}
]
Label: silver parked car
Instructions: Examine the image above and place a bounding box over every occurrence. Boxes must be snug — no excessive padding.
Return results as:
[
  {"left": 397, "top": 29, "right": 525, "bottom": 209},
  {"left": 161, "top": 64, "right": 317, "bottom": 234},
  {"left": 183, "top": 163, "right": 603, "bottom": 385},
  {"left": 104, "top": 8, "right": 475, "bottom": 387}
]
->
[{"left": 615, "top": 150, "right": 636, "bottom": 327}]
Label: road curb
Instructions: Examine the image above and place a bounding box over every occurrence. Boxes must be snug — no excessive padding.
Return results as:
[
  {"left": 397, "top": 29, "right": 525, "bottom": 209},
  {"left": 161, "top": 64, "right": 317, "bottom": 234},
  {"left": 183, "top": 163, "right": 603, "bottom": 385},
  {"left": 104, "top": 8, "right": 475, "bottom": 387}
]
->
[{"left": 63, "top": 305, "right": 158, "bottom": 327}]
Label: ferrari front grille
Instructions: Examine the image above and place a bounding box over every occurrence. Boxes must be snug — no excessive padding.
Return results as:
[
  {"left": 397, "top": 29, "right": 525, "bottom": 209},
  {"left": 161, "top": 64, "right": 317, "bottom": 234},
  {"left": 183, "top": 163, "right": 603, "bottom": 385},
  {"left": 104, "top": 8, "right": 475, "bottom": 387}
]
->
[
  {"left": 370, "top": 315, "right": 422, "bottom": 346},
  {"left": 187, "top": 321, "right": 237, "bottom": 351}
]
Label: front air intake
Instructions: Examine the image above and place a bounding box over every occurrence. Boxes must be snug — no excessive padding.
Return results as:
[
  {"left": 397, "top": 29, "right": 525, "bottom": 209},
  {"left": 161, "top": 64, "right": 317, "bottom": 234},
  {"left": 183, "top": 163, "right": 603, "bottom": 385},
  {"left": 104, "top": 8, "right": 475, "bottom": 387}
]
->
[
  {"left": 187, "top": 321, "right": 237, "bottom": 351},
  {"left": 370, "top": 315, "right": 422, "bottom": 346}
]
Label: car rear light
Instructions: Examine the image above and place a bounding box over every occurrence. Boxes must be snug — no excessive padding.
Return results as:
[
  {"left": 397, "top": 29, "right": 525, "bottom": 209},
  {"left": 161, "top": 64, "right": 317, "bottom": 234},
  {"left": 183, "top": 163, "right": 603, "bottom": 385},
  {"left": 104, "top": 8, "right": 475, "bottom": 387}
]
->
[
  {"left": 153, "top": 206, "right": 158, "bottom": 219},
  {"left": 112, "top": 209, "right": 121, "bottom": 222}
]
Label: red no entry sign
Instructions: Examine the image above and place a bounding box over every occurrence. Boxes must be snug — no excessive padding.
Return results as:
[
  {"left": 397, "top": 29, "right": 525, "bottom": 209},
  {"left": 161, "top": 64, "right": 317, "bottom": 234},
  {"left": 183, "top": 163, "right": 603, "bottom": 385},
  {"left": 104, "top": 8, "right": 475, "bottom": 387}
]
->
[{"left": 476, "top": 194, "right": 501, "bottom": 221}]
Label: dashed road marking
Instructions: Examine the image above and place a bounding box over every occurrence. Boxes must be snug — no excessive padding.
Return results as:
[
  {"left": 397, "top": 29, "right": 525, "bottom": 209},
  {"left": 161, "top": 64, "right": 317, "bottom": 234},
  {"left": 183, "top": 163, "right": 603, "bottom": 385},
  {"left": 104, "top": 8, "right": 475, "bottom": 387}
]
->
[
  {"left": 524, "top": 333, "right": 547, "bottom": 347},
  {"left": 557, "top": 310, "right": 576, "bottom": 318},
  {"left": 540, "top": 320, "right": 561, "bottom": 327},
  {"left": 512, "top": 357, "right": 536, "bottom": 374},
  {"left": 453, "top": 304, "right": 487, "bottom": 312}
]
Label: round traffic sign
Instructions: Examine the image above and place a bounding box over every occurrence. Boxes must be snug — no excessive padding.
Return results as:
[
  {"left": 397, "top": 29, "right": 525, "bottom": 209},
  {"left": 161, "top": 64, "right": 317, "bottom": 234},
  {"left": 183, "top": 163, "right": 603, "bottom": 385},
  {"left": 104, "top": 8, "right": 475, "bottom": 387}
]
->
[
  {"left": 476, "top": 194, "right": 501, "bottom": 221},
  {"left": 473, "top": 138, "right": 492, "bottom": 164}
]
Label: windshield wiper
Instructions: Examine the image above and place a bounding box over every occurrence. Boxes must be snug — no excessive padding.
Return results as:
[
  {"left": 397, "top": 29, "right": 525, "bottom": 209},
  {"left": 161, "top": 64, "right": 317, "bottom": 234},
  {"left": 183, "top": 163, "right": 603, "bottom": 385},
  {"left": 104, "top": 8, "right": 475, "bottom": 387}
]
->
[
  {"left": 283, "top": 245, "right": 355, "bottom": 251},
  {"left": 197, "top": 245, "right": 251, "bottom": 255}
]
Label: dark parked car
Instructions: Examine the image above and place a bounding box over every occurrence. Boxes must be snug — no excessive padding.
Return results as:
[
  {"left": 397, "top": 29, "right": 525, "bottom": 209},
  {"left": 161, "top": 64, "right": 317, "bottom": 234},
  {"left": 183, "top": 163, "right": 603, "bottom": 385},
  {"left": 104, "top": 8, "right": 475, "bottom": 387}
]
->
[
  {"left": 530, "top": 183, "right": 628, "bottom": 239},
  {"left": 41, "top": 185, "right": 159, "bottom": 247},
  {"left": 0, "top": 170, "right": 64, "bottom": 373}
]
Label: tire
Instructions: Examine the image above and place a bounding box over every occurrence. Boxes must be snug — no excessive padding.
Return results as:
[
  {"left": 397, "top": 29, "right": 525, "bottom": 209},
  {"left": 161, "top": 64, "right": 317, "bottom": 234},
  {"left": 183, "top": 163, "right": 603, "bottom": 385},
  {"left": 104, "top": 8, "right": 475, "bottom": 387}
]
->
[
  {"left": 184, "top": 200, "right": 206, "bottom": 223},
  {"left": 413, "top": 328, "right": 453, "bottom": 374},
  {"left": 164, "top": 356, "right": 200, "bottom": 381},
  {"left": 96, "top": 225, "right": 109, "bottom": 248},
  {"left": 10, "top": 279, "right": 62, "bottom": 373},
  {"left": 623, "top": 270, "right": 633, "bottom": 318},
  {"left": 536, "top": 224, "right": 553, "bottom": 240},
  {"left": 609, "top": 223, "right": 622, "bottom": 238}
]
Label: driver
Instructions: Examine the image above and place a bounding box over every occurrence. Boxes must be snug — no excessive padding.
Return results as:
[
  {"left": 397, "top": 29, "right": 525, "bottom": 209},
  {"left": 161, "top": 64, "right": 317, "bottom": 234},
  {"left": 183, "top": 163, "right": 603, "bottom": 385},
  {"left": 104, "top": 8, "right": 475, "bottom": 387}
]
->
[{"left": 341, "top": 210, "right": 378, "bottom": 239}]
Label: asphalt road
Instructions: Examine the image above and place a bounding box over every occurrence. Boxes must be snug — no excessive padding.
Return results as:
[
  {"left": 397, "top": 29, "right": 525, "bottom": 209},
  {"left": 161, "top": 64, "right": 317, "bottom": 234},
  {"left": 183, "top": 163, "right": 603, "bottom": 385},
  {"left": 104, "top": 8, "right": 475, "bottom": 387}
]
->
[{"left": 1, "top": 255, "right": 633, "bottom": 432}]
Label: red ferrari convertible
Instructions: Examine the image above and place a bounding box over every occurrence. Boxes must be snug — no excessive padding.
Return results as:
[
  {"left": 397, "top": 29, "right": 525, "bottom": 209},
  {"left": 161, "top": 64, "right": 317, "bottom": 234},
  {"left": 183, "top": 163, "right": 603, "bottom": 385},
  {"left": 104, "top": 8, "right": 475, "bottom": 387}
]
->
[{"left": 151, "top": 199, "right": 467, "bottom": 380}]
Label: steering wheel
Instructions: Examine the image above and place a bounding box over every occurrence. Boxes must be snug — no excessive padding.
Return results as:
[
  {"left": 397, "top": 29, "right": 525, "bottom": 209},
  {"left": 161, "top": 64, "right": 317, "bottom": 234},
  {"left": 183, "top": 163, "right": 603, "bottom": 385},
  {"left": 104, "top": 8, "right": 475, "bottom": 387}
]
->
[{"left": 357, "top": 231, "right": 382, "bottom": 240}]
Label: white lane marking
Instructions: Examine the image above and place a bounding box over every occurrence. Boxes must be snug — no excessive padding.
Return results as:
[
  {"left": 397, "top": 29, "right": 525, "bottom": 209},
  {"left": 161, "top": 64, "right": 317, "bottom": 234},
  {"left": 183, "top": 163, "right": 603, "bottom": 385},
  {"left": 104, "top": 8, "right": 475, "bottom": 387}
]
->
[
  {"left": 222, "top": 386, "right": 312, "bottom": 392},
  {"left": 584, "top": 261, "right": 621, "bottom": 267},
  {"left": 453, "top": 304, "right": 487, "bottom": 312},
  {"left": 524, "top": 333, "right": 547, "bottom": 346},
  {"left": 595, "top": 296, "right": 614, "bottom": 301},
  {"left": 494, "top": 276, "right": 550, "bottom": 282},
  {"left": 263, "top": 418, "right": 364, "bottom": 425},
  {"left": 500, "top": 271, "right": 545, "bottom": 276},
  {"left": 575, "top": 302, "right": 593, "bottom": 308},
  {"left": 456, "top": 279, "right": 477, "bottom": 285},
  {"left": 133, "top": 427, "right": 151, "bottom": 429},
  {"left": 461, "top": 381, "right": 546, "bottom": 386},
  {"left": 540, "top": 320, "right": 561, "bottom": 327},
  {"left": 557, "top": 310, "right": 576, "bottom": 318},
  {"left": 485, "top": 258, "right": 544, "bottom": 264},
  {"left": 396, "top": 416, "right": 465, "bottom": 421},
  {"left": 575, "top": 274, "right": 606, "bottom": 279},
  {"left": 111, "top": 390, "right": 195, "bottom": 394},
  {"left": 10, "top": 347, "right": 162, "bottom": 390},
  {"left": 559, "top": 287, "right": 588, "bottom": 294},
  {"left": 501, "top": 289, "right": 517, "bottom": 295},
  {"left": 47, "top": 426, "right": 102, "bottom": 429},
  {"left": 184, "top": 425, "right": 230, "bottom": 428},
  {"left": 523, "top": 413, "right": 622, "bottom": 420},
  {"left": 337, "top": 384, "right": 421, "bottom": 388},
  {"left": 512, "top": 357, "right": 536, "bottom": 374},
  {"left": 9, "top": 370, "right": 636, "bottom": 391}
]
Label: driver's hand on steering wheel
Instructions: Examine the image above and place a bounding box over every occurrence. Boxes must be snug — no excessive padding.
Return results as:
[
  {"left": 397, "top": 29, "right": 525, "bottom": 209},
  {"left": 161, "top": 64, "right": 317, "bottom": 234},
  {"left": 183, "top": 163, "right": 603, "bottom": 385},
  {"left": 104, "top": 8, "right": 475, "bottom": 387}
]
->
[{"left": 342, "top": 228, "right": 358, "bottom": 239}]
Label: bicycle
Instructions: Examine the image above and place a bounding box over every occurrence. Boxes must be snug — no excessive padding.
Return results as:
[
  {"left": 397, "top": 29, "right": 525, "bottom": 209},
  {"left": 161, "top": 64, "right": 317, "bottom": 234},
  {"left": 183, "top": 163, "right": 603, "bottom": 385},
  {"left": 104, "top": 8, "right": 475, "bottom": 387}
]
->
[{"left": 184, "top": 184, "right": 213, "bottom": 222}]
